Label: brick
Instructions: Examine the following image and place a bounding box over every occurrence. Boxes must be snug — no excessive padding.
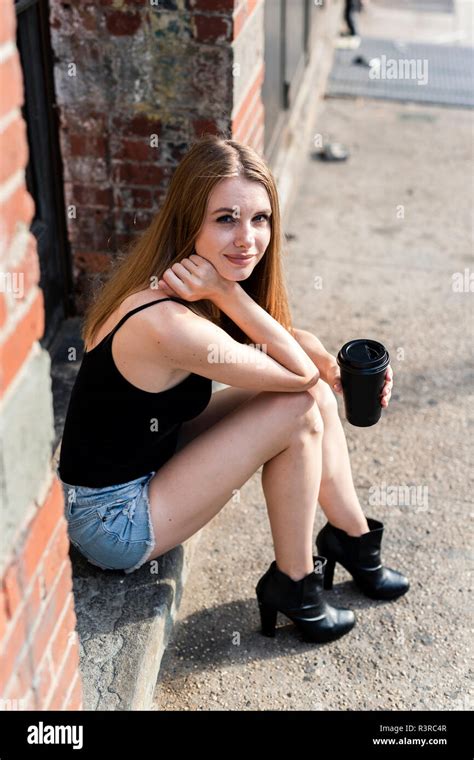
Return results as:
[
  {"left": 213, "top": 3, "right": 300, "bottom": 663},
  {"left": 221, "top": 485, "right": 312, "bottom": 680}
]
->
[
  {"left": 31, "top": 562, "right": 73, "bottom": 671},
  {"left": 0, "top": 292, "right": 7, "bottom": 330},
  {"left": 0, "top": 116, "right": 28, "bottom": 184},
  {"left": 233, "top": 0, "right": 263, "bottom": 39},
  {"left": 41, "top": 522, "right": 70, "bottom": 595},
  {"left": 0, "top": 55, "right": 24, "bottom": 119},
  {"left": 2, "top": 672, "right": 22, "bottom": 702},
  {"left": 0, "top": 0, "right": 16, "bottom": 46},
  {"left": 105, "top": 10, "right": 143, "bottom": 36},
  {"left": 65, "top": 154, "right": 108, "bottom": 184},
  {"left": 50, "top": 600, "right": 78, "bottom": 668},
  {"left": 67, "top": 205, "right": 115, "bottom": 236},
  {"left": 63, "top": 674, "right": 83, "bottom": 711},
  {"left": 46, "top": 639, "right": 80, "bottom": 710},
  {"left": 0, "top": 288, "right": 44, "bottom": 399},
  {"left": 100, "top": 0, "right": 147, "bottom": 4},
  {"left": 70, "top": 184, "right": 113, "bottom": 207},
  {"left": 3, "top": 560, "right": 23, "bottom": 622},
  {"left": 69, "top": 133, "right": 108, "bottom": 158},
  {"left": 74, "top": 251, "right": 112, "bottom": 274},
  {"left": 115, "top": 232, "right": 137, "bottom": 250},
  {"left": 111, "top": 113, "right": 162, "bottom": 139},
  {"left": 113, "top": 162, "right": 170, "bottom": 186},
  {"left": 192, "top": 119, "right": 220, "bottom": 138},
  {"left": 111, "top": 138, "right": 161, "bottom": 163},
  {"left": 69, "top": 225, "right": 116, "bottom": 250},
  {"left": 6, "top": 649, "right": 34, "bottom": 698},
  {"left": 186, "top": 0, "right": 235, "bottom": 11},
  {"left": 2, "top": 228, "right": 39, "bottom": 295},
  {"left": 0, "top": 605, "right": 28, "bottom": 693},
  {"left": 193, "top": 14, "right": 232, "bottom": 43},
  {"left": 233, "top": 1, "right": 248, "bottom": 38},
  {"left": 243, "top": 107, "right": 264, "bottom": 152},
  {"left": 247, "top": 0, "right": 261, "bottom": 12},
  {"left": 26, "top": 572, "right": 46, "bottom": 622},
  {"left": 232, "top": 60, "right": 264, "bottom": 135},
  {"left": 0, "top": 583, "right": 9, "bottom": 639},
  {"left": 115, "top": 186, "right": 153, "bottom": 210},
  {"left": 235, "top": 93, "right": 263, "bottom": 144},
  {"left": 20, "top": 478, "right": 64, "bottom": 587},
  {"left": 121, "top": 209, "right": 153, "bottom": 232},
  {"left": 50, "top": 4, "right": 102, "bottom": 37},
  {"left": 62, "top": 109, "right": 108, "bottom": 136},
  {"left": 0, "top": 185, "right": 36, "bottom": 252},
  {"left": 75, "top": 5, "right": 98, "bottom": 33},
  {"left": 33, "top": 653, "right": 54, "bottom": 705}
]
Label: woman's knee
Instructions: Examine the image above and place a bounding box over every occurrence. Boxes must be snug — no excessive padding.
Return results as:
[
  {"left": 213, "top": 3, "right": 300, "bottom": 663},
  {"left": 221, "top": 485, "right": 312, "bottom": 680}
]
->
[
  {"left": 307, "top": 379, "right": 338, "bottom": 416},
  {"left": 267, "top": 389, "right": 324, "bottom": 436}
]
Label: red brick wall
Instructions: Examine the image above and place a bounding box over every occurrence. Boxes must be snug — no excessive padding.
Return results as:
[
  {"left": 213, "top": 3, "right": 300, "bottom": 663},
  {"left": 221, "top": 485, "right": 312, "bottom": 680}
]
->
[
  {"left": 0, "top": 0, "right": 82, "bottom": 711},
  {"left": 49, "top": 0, "right": 266, "bottom": 314}
]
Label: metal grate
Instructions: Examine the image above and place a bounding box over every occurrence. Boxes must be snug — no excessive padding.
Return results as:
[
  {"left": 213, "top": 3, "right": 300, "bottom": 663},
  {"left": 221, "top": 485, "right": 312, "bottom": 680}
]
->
[{"left": 327, "top": 38, "right": 474, "bottom": 108}]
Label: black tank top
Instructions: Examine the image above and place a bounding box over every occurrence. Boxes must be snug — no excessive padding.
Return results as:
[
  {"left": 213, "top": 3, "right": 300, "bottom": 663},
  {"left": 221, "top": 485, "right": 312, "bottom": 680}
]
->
[{"left": 58, "top": 297, "right": 213, "bottom": 487}]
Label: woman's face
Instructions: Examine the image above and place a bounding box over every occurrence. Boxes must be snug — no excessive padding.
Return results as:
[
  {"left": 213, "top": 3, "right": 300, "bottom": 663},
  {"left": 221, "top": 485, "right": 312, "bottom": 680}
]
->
[{"left": 193, "top": 176, "right": 272, "bottom": 282}]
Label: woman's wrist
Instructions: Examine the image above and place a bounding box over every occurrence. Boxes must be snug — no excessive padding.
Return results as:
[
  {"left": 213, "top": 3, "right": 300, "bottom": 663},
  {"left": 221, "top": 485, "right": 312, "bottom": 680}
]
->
[
  {"left": 318, "top": 353, "right": 338, "bottom": 380},
  {"left": 211, "top": 279, "right": 241, "bottom": 310},
  {"left": 292, "top": 329, "right": 336, "bottom": 377}
]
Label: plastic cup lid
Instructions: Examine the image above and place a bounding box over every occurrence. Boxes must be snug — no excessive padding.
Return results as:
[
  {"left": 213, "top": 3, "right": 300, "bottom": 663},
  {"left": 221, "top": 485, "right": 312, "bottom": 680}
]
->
[{"left": 338, "top": 339, "right": 388, "bottom": 370}]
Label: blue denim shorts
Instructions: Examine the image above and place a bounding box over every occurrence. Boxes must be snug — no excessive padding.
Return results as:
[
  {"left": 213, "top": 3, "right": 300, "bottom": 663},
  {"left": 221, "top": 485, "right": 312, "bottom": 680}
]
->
[{"left": 58, "top": 471, "right": 157, "bottom": 574}]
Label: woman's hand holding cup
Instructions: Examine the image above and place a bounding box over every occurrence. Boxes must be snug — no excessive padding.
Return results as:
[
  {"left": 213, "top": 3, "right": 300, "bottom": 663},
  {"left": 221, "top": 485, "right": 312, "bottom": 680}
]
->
[{"left": 322, "top": 355, "right": 393, "bottom": 408}]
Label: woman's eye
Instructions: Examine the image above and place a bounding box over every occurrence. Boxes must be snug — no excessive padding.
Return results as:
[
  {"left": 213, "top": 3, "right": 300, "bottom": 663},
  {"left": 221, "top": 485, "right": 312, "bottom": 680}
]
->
[{"left": 216, "top": 214, "right": 270, "bottom": 223}]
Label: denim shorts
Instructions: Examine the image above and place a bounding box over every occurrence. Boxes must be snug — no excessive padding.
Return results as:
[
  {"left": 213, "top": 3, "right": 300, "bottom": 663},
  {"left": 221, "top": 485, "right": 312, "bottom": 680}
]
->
[{"left": 58, "top": 471, "right": 157, "bottom": 574}]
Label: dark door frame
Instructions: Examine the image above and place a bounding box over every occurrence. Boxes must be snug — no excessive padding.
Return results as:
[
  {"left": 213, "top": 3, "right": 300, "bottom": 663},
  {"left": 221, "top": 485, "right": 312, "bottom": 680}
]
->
[{"left": 15, "top": 0, "right": 75, "bottom": 351}]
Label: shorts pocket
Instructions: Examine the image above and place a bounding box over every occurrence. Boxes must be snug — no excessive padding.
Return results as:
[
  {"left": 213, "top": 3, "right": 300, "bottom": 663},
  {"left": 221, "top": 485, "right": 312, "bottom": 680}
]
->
[
  {"left": 64, "top": 487, "right": 99, "bottom": 528},
  {"left": 96, "top": 495, "right": 149, "bottom": 544},
  {"left": 65, "top": 483, "right": 138, "bottom": 527}
]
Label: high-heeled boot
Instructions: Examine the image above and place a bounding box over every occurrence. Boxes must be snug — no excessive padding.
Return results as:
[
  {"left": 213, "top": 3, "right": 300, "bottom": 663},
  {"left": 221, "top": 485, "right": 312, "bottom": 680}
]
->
[
  {"left": 255, "top": 555, "right": 356, "bottom": 643},
  {"left": 316, "top": 518, "right": 410, "bottom": 600}
]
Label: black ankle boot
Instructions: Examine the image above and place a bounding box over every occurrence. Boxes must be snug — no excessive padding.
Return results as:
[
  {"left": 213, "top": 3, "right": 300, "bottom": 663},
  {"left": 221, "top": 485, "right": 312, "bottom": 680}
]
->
[
  {"left": 316, "top": 518, "right": 410, "bottom": 600},
  {"left": 255, "top": 555, "right": 356, "bottom": 643}
]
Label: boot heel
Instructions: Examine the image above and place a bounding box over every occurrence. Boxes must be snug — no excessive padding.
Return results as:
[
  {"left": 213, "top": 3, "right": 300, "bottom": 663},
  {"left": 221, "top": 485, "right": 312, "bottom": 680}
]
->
[
  {"left": 323, "top": 558, "right": 336, "bottom": 589},
  {"left": 258, "top": 600, "right": 277, "bottom": 637}
]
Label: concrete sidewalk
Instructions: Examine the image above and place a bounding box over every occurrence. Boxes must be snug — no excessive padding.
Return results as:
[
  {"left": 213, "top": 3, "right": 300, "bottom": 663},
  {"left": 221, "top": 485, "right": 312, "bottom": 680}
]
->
[{"left": 152, "top": 9, "right": 473, "bottom": 711}]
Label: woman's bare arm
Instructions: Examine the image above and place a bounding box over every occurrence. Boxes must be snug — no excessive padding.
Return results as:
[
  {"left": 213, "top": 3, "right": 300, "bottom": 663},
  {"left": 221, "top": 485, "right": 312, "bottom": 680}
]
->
[
  {"left": 212, "top": 282, "right": 319, "bottom": 383},
  {"left": 150, "top": 299, "right": 319, "bottom": 393}
]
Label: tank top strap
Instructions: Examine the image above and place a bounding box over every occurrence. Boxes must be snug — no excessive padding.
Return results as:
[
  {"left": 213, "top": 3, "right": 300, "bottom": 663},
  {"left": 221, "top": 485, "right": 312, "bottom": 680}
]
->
[{"left": 107, "top": 297, "right": 192, "bottom": 341}]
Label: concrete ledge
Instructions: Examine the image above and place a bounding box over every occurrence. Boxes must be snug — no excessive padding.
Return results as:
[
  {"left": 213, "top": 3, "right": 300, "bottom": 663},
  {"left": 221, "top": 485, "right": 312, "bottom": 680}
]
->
[
  {"left": 50, "top": 318, "right": 208, "bottom": 710},
  {"left": 63, "top": 528, "right": 202, "bottom": 711}
]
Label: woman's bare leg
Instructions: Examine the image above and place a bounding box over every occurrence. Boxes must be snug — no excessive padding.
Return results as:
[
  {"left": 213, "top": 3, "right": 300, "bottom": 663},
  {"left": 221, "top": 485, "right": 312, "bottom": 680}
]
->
[
  {"left": 175, "top": 381, "right": 370, "bottom": 550},
  {"left": 146, "top": 389, "right": 323, "bottom": 580},
  {"left": 261, "top": 415, "right": 323, "bottom": 582},
  {"left": 309, "top": 381, "right": 369, "bottom": 536}
]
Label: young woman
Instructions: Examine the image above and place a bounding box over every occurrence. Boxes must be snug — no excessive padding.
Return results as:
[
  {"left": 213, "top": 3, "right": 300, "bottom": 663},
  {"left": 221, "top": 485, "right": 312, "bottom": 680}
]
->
[{"left": 58, "top": 134, "right": 408, "bottom": 644}]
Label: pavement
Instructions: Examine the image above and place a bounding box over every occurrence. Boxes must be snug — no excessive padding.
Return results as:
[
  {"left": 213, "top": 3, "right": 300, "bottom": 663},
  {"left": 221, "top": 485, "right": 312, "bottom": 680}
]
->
[{"left": 152, "top": 0, "right": 473, "bottom": 710}]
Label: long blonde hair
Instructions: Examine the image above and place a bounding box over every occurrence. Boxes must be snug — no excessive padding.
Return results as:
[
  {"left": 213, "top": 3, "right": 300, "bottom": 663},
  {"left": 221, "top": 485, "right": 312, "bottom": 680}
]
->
[{"left": 82, "top": 133, "right": 294, "bottom": 347}]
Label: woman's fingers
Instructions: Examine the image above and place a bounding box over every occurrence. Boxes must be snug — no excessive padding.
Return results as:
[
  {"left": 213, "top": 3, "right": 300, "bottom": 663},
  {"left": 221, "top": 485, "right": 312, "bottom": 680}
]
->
[
  {"left": 157, "top": 280, "right": 176, "bottom": 294},
  {"left": 380, "top": 364, "right": 394, "bottom": 404},
  {"left": 178, "top": 258, "right": 200, "bottom": 275},
  {"left": 162, "top": 267, "right": 188, "bottom": 293}
]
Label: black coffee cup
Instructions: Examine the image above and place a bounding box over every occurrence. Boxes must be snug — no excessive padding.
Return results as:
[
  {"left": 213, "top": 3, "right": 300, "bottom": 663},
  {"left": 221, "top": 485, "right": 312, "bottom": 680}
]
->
[{"left": 337, "top": 339, "right": 390, "bottom": 427}]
